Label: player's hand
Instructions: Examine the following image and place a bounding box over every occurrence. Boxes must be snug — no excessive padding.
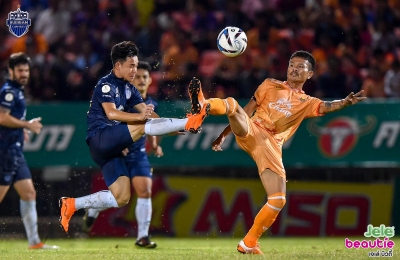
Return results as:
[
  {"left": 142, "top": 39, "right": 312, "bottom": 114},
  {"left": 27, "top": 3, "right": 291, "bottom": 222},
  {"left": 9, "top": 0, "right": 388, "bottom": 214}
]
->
[
  {"left": 153, "top": 145, "right": 164, "bottom": 158},
  {"left": 26, "top": 117, "right": 43, "bottom": 134},
  {"left": 140, "top": 104, "right": 154, "bottom": 120},
  {"left": 344, "top": 90, "right": 367, "bottom": 106},
  {"left": 212, "top": 135, "right": 225, "bottom": 152},
  {"left": 122, "top": 148, "right": 129, "bottom": 156},
  {"left": 23, "top": 129, "right": 31, "bottom": 142}
]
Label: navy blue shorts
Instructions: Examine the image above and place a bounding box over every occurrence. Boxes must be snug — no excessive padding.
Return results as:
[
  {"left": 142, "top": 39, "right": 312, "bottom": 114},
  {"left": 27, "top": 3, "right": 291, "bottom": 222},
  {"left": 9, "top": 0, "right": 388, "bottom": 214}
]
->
[
  {"left": 125, "top": 154, "right": 153, "bottom": 178},
  {"left": 88, "top": 124, "right": 134, "bottom": 187},
  {"left": 0, "top": 151, "right": 31, "bottom": 186}
]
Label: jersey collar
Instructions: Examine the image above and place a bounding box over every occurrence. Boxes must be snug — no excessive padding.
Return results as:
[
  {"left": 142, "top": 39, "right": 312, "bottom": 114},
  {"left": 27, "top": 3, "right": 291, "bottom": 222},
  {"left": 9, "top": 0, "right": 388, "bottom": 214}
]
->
[
  {"left": 283, "top": 81, "right": 305, "bottom": 94},
  {"left": 6, "top": 79, "right": 24, "bottom": 89},
  {"left": 110, "top": 70, "right": 126, "bottom": 83}
]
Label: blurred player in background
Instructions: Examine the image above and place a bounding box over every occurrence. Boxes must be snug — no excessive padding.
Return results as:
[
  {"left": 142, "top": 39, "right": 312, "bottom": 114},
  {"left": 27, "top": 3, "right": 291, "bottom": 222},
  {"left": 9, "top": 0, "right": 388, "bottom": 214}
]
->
[
  {"left": 0, "top": 53, "right": 59, "bottom": 249},
  {"left": 187, "top": 51, "right": 366, "bottom": 254},
  {"left": 59, "top": 41, "right": 209, "bottom": 234},
  {"left": 82, "top": 61, "right": 161, "bottom": 248}
]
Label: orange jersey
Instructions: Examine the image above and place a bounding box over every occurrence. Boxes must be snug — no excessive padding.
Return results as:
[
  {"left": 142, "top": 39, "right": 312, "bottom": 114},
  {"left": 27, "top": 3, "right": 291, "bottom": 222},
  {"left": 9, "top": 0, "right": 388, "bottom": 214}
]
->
[{"left": 252, "top": 78, "right": 324, "bottom": 145}]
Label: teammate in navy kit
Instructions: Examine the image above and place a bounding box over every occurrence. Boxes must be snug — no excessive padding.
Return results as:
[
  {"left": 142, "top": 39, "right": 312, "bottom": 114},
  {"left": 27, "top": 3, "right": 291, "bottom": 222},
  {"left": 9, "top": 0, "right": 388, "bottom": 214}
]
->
[
  {"left": 0, "top": 53, "right": 59, "bottom": 249},
  {"left": 82, "top": 62, "right": 161, "bottom": 247},
  {"left": 59, "top": 41, "right": 210, "bottom": 234}
]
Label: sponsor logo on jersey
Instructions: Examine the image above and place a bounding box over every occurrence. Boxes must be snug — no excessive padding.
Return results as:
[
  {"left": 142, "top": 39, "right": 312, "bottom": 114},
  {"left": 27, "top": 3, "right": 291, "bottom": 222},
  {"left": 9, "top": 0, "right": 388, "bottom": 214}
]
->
[
  {"left": 269, "top": 98, "right": 292, "bottom": 117},
  {"left": 299, "top": 96, "right": 307, "bottom": 102},
  {"left": 126, "top": 85, "right": 131, "bottom": 99}
]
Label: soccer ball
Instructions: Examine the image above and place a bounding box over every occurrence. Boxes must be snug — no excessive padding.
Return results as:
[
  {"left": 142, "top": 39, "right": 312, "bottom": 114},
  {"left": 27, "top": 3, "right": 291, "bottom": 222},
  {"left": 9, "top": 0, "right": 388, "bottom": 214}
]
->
[{"left": 217, "top": 26, "right": 247, "bottom": 57}]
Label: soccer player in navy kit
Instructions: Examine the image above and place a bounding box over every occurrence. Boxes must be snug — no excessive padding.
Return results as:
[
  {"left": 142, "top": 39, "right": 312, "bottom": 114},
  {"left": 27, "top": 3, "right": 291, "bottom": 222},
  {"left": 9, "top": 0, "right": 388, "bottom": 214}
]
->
[
  {"left": 82, "top": 62, "right": 161, "bottom": 247},
  {"left": 0, "top": 53, "right": 59, "bottom": 249},
  {"left": 60, "top": 41, "right": 209, "bottom": 234}
]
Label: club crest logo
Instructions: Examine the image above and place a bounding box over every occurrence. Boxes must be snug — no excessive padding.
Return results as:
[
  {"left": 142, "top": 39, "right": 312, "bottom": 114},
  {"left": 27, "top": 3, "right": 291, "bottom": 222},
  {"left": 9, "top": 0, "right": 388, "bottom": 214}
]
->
[
  {"left": 6, "top": 5, "right": 31, "bottom": 38},
  {"left": 308, "top": 116, "right": 376, "bottom": 158},
  {"left": 299, "top": 96, "right": 307, "bottom": 102},
  {"left": 125, "top": 85, "right": 131, "bottom": 99}
]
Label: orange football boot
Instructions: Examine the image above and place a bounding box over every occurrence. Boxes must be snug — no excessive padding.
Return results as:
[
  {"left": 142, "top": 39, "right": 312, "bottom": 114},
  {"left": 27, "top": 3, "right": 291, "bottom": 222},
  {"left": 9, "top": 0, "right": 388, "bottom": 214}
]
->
[
  {"left": 188, "top": 77, "right": 206, "bottom": 114},
  {"left": 29, "top": 242, "right": 60, "bottom": 249},
  {"left": 59, "top": 197, "right": 77, "bottom": 233},
  {"left": 185, "top": 102, "right": 210, "bottom": 133},
  {"left": 237, "top": 240, "right": 264, "bottom": 255}
]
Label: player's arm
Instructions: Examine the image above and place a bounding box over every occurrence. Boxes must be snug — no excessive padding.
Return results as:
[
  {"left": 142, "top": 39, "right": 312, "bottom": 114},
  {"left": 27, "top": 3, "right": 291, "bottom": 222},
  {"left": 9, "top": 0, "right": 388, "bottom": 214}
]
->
[
  {"left": 102, "top": 102, "right": 154, "bottom": 122},
  {"left": 0, "top": 106, "right": 42, "bottom": 134},
  {"left": 134, "top": 102, "right": 160, "bottom": 119},
  {"left": 319, "top": 90, "right": 367, "bottom": 114},
  {"left": 148, "top": 135, "right": 164, "bottom": 157}
]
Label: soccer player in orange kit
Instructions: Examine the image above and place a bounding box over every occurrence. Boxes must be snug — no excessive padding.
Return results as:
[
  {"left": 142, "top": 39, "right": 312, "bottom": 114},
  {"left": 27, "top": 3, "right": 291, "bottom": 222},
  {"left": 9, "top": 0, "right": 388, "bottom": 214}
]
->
[{"left": 187, "top": 50, "right": 366, "bottom": 254}]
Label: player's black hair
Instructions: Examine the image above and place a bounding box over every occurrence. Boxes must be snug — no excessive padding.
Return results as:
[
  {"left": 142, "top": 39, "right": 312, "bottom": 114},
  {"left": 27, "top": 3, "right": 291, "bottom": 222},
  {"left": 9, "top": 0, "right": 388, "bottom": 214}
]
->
[
  {"left": 290, "top": 50, "right": 316, "bottom": 71},
  {"left": 110, "top": 41, "right": 139, "bottom": 67},
  {"left": 137, "top": 61, "right": 152, "bottom": 73},
  {"left": 8, "top": 52, "right": 31, "bottom": 69}
]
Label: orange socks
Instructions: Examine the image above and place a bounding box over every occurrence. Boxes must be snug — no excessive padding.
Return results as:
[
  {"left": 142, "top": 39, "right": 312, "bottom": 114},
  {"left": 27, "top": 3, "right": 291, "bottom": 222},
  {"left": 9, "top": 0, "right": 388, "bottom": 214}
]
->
[
  {"left": 243, "top": 192, "right": 286, "bottom": 247},
  {"left": 207, "top": 97, "right": 238, "bottom": 116}
]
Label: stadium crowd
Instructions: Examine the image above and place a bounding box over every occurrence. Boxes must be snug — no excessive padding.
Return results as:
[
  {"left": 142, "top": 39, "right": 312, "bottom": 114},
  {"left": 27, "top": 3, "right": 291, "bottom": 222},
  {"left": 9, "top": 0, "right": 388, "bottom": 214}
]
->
[{"left": 0, "top": 0, "right": 399, "bottom": 102}]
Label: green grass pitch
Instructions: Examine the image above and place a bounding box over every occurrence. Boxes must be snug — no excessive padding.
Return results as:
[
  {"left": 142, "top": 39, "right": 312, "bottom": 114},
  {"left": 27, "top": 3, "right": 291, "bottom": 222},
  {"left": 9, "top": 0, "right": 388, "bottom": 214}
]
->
[{"left": 0, "top": 237, "right": 398, "bottom": 260}]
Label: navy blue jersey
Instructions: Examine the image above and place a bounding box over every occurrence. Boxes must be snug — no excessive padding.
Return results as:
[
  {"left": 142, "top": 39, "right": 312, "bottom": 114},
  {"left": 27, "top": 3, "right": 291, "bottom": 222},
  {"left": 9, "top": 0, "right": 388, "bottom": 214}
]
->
[
  {"left": 0, "top": 80, "right": 26, "bottom": 151},
  {"left": 124, "top": 96, "right": 158, "bottom": 164},
  {"left": 86, "top": 71, "right": 144, "bottom": 139}
]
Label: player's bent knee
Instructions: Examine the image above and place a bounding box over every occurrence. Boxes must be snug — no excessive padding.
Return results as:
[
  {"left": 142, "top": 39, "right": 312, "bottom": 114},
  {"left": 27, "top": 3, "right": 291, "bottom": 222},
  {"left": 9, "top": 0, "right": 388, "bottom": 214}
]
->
[
  {"left": 225, "top": 97, "right": 239, "bottom": 116},
  {"left": 137, "top": 190, "right": 151, "bottom": 198},
  {"left": 21, "top": 189, "right": 36, "bottom": 201},
  {"left": 114, "top": 194, "right": 131, "bottom": 207},
  {"left": 117, "top": 198, "right": 130, "bottom": 207},
  {"left": 267, "top": 194, "right": 286, "bottom": 211}
]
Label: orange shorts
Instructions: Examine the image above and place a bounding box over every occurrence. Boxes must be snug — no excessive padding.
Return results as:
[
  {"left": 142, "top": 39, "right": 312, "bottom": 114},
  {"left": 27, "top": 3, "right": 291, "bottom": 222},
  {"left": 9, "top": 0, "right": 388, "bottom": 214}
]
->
[{"left": 235, "top": 115, "right": 286, "bottom": 179}]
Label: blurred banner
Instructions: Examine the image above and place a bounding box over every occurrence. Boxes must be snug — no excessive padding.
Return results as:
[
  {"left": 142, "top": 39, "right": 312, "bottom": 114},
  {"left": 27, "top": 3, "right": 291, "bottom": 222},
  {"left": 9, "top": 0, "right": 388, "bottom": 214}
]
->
[
  {"left": 24, "top": 100, "right": 400, "bottom": 168},
  {"left": 88, "top": 175, "right": 393, "bottom": 237}
]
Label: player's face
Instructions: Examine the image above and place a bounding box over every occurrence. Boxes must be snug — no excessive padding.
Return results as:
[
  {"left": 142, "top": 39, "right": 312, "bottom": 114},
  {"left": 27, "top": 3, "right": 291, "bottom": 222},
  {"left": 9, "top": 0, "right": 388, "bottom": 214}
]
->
[
  {"left": 132, "top": 69, "right": 152, "bottom": 93},
  {"left": 287, "top": 57, "right": 313, "bottom": 83},
  {"left": 118, "top": 56, "right": 138, "bottom": 82},
  {"left": 9, "top": 64, "right": 30, "bottom": 86}
]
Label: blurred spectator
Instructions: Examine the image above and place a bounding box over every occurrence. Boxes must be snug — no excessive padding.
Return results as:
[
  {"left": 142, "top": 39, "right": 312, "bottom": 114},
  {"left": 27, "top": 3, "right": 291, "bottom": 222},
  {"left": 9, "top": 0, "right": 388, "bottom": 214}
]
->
[
  {"left": 191, "top": 0, "right": 219, "bottom": 51},
  {"left": 212, "top": 55, "right": 244, "bottom": 98},
  {"left": 136, "top": 15, "right": 163, "bottom": 64},
  {"left": 240, "top": 0, "right": 264, "bottom": 21},
  {"left": 47, "top": 44, "right": 75, "bottom": 100},
  {"left": 362, "top": 66, "right": 385, "bottom": 98},
  {"left": 161, "top": 28, "right": 199, "bottom": 99},
  {"left": 34, "top": 0, "right": 71, "bottom": 47},
  {"left": 269, "top": 38, "right": 294, "bottom": 80},
  {"left": 384, "top": 59, "right": 400, "bottom": 97},
  {"left": 247, "top": 11, "right": 277, "bottom": 50},
  {"left": 133, "top": 0, "right": 155, "bottom": 28},
  {"left": 10, "top": 30, "right": 48, "bottom": 65},
  {"left": 221, "top": 0, "right": 252, "bottom": 31},
  {"left": 316, "top": 56, "right": 347, "bottom": 98},
  {"left": 341, "top": 54, "right": 362, "bottom": 94}
]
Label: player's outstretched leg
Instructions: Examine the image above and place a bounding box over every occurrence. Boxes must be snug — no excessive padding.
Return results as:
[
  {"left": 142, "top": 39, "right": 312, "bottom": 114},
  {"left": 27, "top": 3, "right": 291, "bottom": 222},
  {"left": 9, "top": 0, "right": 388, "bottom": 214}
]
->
[
  {"left": 59, "top": 190, "right": 119, "bottom": 233},
  {"left": 188, "top": 77, "right": 239, "bottom": 117}
]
